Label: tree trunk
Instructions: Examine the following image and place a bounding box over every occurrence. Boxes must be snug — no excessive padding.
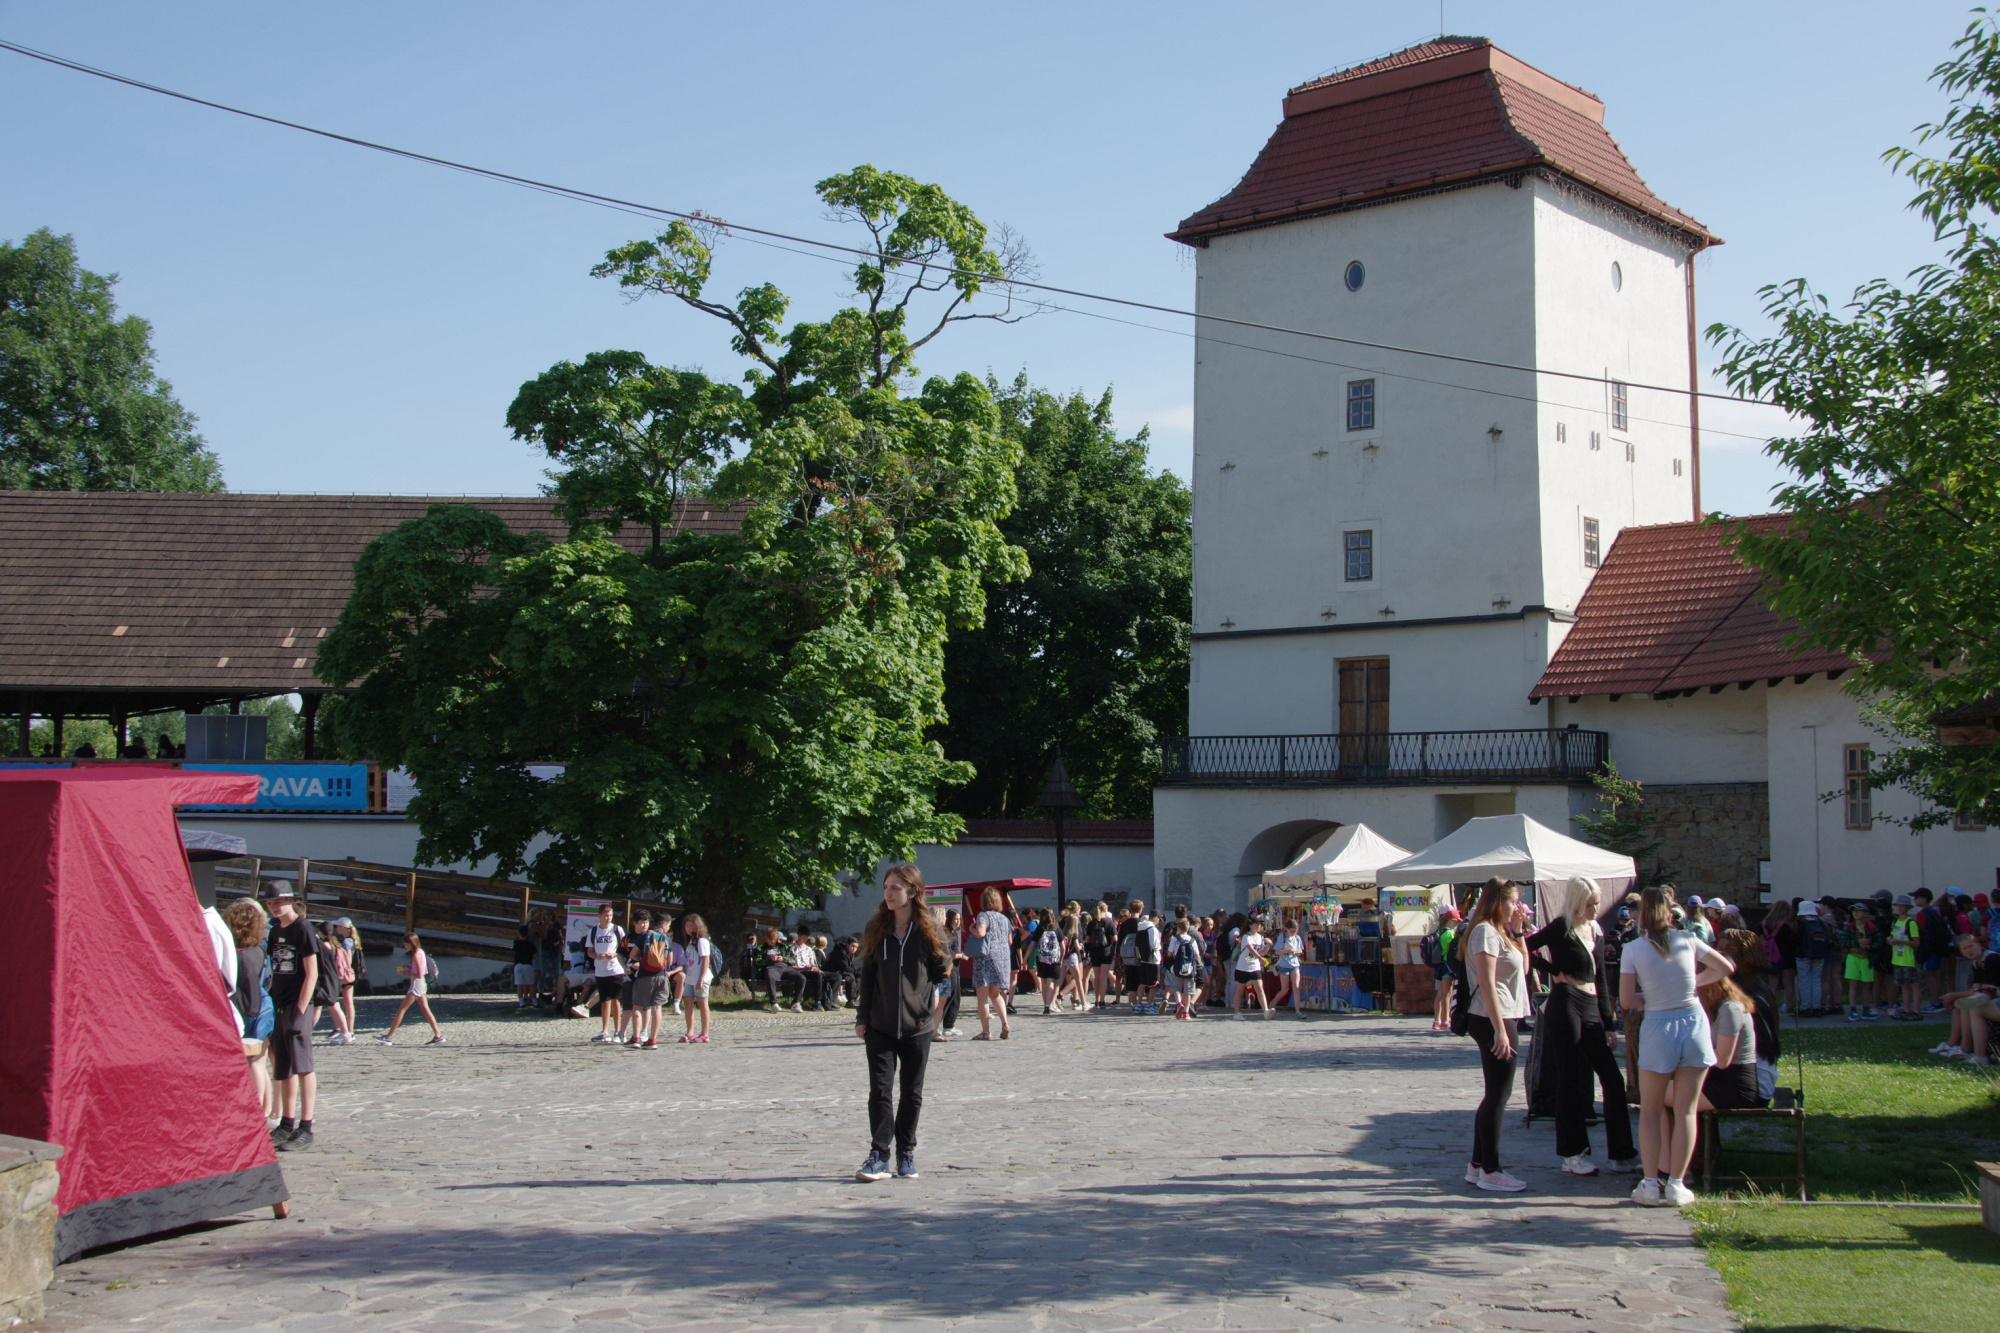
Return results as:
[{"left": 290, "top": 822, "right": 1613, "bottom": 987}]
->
[{"left": 681, "top": 833, "right": 747, "bottom": 975}]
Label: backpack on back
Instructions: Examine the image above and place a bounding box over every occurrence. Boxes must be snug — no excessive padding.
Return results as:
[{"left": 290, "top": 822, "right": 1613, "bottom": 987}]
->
[
  {"left": 1916, "top": 905, "right": 1952, "bottom": 961},
  {"left": 1170, "top": 934, "right": 1198, "bottom": 977},
  {"left": 1799, "top": 915, "right": 1831, "bottom": 960},
  {"left": 641, "top": 934, "right": 670, "bottom": 973},
  {"left": 1419, "top": 930, "right": 1443, "bottom": 968}
]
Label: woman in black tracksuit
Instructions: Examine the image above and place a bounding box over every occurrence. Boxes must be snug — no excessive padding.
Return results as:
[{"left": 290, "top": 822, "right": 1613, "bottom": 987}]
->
[
  {"left": 1526, "top": 876, "right": 1638, "bottom": 1176},
  {"left": 853, "top": 861, "right": 948, "bottom": 1182}
]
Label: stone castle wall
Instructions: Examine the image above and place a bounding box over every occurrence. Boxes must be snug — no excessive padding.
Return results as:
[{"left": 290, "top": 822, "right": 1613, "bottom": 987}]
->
[{"left": 1645, "top": 782, "right": 1770, "bottom": 905}]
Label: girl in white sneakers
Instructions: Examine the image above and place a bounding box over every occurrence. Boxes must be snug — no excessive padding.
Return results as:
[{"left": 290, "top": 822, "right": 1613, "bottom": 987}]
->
[{"left": 1621, "top": 885, "right": 1735, "bottom": 1207}]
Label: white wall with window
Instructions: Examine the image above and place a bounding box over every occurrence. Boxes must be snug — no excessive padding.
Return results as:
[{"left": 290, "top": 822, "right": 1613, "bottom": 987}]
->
[{"left": 1764, "top": 679, "right": 2000, "bottom": 902}]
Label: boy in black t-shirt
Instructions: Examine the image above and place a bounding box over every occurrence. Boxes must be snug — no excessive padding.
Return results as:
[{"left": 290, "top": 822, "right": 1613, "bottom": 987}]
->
[{"left": 263, "top": 882, "right": 321, "bottom": 1150}]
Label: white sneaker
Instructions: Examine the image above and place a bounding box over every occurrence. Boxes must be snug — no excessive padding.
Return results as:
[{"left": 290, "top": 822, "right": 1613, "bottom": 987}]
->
[
  {"left": 673, "top": 1000, "right": 684, "bottom": 1014},
  {"left": 1232, "top": 1012, "right": 1247, "bottom": 1021},
  {"left": 1662, "top": 1179, "right": 1696, "bottom": 1206},
  {"left": 591, "top": 1033, "right": 611, "bottom": 1043},
  {"left": 1464, "top": 1163, "right": 1483, "bottom": 1185},
  {"left": 1631, "top": 1178, "right": 1663, "bottom": 1207},
  {"left": 373, "top": 1034, "right": 393, "bottom": 1046},
  {"left": 1476, "top": 1169, "right": 1527, "bottom": 1192},
  {"left": 791, "top": 1003, "right": 804, "bottom": 1013},
  {"left": 1560, "top": 1155, "right": 1599, "bottom": 1176},
  {"left": 1930, "top": 1041, "right": 1955, "bottom": 1055},
  {"left": 1945, "top": 1045, "right": 1968, "bottom": 1058}
]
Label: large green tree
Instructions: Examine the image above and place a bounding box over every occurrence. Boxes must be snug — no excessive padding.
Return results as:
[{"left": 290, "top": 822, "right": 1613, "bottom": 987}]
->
[
  {"left": 0, "top": 228, "right": 222, "bottom": 491},
  {"left": 318, "top": 167, "right": 1030, "bottom": 924},
  {"left": 933, "top": 375, "right": 1190, "bottom": 818},
  {"left": 1710, "top": 16, "right": 2000, "bottom": 828}
]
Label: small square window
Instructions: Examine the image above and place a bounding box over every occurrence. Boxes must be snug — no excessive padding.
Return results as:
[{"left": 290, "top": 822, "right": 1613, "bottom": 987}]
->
[
  {"left": 1343, "top": 530, "right": 1374, "bottom": 582},
  {"left": 1954, "top": 809, "right": 1987, "bottom": 832},
  {"left": 1612, "top": 381, "right": 1629, "bottom": 432},
  {"left": 1556, "top": 422, "right": 1567, "bottom": 443},
  {"left": 1583, "top": 517, "right": 1601, "bottom": 569},
  {"left": 1844, "top": 744, "right": 1872, "bottom": 829},
  {"left": 1346, "top": 380, "right": 1376, "bottom": 432}
]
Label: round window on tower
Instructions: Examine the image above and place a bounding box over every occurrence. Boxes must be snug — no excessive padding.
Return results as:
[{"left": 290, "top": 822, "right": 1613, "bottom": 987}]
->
[
  {"left": 1611, "top": 261, "right": 1623, "bottom": 292},
  {"left": 1344, "top": 260, "right": 1365, "bottom": 292}
]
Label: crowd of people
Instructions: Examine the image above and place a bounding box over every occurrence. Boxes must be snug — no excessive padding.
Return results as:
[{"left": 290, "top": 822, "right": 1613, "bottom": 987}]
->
[
  {"left": 1443, "top": 876, "right": 2000, "bottom": 1205},
  {"left": 205, "top": 864, "right": 2000, "bottom": 1199}
]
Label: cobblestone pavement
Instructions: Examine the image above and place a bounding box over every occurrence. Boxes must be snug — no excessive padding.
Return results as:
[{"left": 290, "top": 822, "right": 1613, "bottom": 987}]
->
[{"left": 37, "top": 997, "right": 1736, "bottom": 1333}]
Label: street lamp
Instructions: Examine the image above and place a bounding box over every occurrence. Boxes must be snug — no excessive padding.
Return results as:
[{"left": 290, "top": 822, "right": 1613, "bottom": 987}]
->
[{"left": 1037, "top": 751, "right": 1085, "bottom": 910}]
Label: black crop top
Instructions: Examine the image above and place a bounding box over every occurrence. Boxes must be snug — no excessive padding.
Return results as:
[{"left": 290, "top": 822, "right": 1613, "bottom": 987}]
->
[{"left": 1526, "top": 915, "right": 1597, "bottom": 979}]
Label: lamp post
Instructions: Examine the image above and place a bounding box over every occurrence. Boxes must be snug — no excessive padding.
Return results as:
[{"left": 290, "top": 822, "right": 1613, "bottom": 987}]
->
[{"left": 1037, "top": 751, "right": 1085, "bottom": 910}]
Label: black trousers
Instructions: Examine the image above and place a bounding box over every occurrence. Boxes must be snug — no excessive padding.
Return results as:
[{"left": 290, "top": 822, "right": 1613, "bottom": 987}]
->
[
  {"left": 1545, "top": 983, "right": 1636, "bottom": 1161},
  {"left": 1464, "top": 1014, "right": 1518, "bottom": 1173},
  {"left": 940, "top": 972, "right": 962, "bottom": 1031},
  {"left": 863, "top": 1027, "right": 933, "bottom": 1154}
]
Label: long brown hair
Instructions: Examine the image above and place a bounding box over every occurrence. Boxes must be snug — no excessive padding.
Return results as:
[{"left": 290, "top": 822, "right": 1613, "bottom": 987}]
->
[
  {"left": 1638, "top": 885, "right": 1676, "bottom": 957},
  {"left": 862, "top": 862, "right": 945, "bottom": 960},
  {"left": 1698, "top": 972, "right": 1752, "bottom": 1019},
  {"left": 1455, "top": 878, "right": 1525, "bottom": 959}
]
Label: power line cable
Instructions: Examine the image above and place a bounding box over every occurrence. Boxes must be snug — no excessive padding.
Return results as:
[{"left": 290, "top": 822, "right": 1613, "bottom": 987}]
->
[{"left": 0, "top": 36, "right": 1784, "bottom": 414}]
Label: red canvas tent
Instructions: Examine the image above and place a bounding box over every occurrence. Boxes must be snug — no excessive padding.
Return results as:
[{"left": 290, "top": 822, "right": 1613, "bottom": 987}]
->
[
  {"left": 925, "top": 879, "right": 1051, "bottom": 982},
  {"left": 0, "top": 767, "right": 286, "bottom": 1260}
]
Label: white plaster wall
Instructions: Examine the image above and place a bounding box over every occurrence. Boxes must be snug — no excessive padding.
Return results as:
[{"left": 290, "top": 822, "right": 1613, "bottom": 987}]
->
[
  {"left": 1530, "top": 178, "right": 1698, "bottom": 616},
  {"left": 1192, "top": 616, "right": 1563, "bottom": 735},
  {"left": 1192, "top": 182, "right": 1542, "bottom": 642},
  {"left": 1552, "top": 689, "right": 1767, "bottom": 784},
  {"left": 1765, "top": 679, "right": 2000, "bottom": 901},
  {"left": 1153, "top": 782, "right": 1589, "bottom": 913}
]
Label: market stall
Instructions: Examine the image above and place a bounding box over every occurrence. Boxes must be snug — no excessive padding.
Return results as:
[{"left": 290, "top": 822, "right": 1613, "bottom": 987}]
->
[
  {"left": 1375, "top": 813, "right": 1636, "bottom": 1106},
  {"left": 1255, "top": 824, "right": 1415, "bottom": 1012},
  {"left": 1373, "top": 814, "right": 1636, "bottom": 919}
]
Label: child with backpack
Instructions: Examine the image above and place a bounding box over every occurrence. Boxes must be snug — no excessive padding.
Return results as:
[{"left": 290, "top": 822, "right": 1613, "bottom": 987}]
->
[
  {"left": 677, "top": 914, "right": 715, "bottom": 1044},
  {"left": 628, "top": 911, "right": 677, "bottom": 1049},
  {"left": 1840, "top": 903, "right": 1880, "bottom": 1021},
  {"left": 1794, "top": 901, "right": 1831, "bottom": 1016},
  {"left": 376, "top": 931, "right": 444, "bottom": 1045},
  {"left": 1035, "top": 908, "right": 1065, "bottom": 1014},
  {"left": 1165, "top": 917, "right": 1204, "bottom": 1019}
]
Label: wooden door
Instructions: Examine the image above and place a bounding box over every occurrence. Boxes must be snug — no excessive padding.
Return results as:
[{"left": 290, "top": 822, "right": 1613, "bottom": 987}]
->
[{"left": 1337, "top": 658, "right": 1390, "bottom": 776}]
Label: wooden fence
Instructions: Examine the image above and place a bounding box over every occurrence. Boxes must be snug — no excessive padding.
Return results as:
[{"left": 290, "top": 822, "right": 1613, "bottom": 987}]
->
[{"left": 211, "top": 857, "right": 694, "bottom": 962}]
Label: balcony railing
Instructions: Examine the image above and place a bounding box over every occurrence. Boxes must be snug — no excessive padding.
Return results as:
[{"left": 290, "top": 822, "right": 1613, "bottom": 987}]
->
[{"left": 1159, "top": 729, "right": 1609, "bottom": 787}]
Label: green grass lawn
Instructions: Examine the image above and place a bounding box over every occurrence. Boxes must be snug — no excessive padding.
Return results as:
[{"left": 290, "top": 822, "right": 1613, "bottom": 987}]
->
[
  {"left": 1691, "top": 1023, "right": 2000, "bottom": 1331},
  {"left": 1691, "top": 1202, "right": 2000, "bottom": 1332},
  {"left": 1709, "top": 1022, "right": 2000, "bottom": 1200}
]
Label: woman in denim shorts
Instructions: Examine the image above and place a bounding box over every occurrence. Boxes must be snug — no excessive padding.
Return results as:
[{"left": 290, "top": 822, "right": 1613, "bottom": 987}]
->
[{"left": 1619, "top": 886, "right": 1735, "bottom": 1208}]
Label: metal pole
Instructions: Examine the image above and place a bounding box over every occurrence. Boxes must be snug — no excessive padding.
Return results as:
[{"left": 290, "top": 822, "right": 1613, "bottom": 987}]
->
[{"left": 1054, "top": 807, "right": 1068, "bottom": 912}]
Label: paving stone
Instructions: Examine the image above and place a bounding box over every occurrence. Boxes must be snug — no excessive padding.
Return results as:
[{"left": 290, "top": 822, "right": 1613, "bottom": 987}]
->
[{"left": 35, "top": 999, "right": 1739, "bottom": 1332}]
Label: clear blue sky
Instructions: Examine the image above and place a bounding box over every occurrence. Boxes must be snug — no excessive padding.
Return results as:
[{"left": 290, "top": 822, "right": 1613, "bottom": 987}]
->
[{"left": 0, "top": 1, "right": 1974, "bottom": 515}]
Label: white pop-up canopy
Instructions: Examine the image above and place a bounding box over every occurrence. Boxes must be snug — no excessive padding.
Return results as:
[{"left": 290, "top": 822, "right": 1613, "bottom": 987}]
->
[
  {"left": 1261, "top": 823, "right": 1413, "bottom": 890},
  {"left": 1373, "top": 814, "right": 1635, "bottom": 917}
]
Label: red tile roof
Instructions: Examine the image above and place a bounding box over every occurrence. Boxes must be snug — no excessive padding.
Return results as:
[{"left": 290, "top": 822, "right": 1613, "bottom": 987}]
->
[
  {"left": 1530, "top": 517, "right": 1853, "bottom": 700},
  {"left": 0, "top": 491, "right": 740, "bottom": 707},
  {"left": 1172, "top": 38, "right": 1715, "bottom": 246}
]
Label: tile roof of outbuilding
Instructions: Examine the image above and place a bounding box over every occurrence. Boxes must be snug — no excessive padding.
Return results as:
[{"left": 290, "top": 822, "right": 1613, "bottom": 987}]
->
[
  {"left": 1530, "top": 516, "right": 1854, "bottom": 700},
  {"left": 0, "top": 491, "right": 740, "bottom": 701},
  {"left": 1171, "top": 37, "right": 1715, "bottom": 247}
]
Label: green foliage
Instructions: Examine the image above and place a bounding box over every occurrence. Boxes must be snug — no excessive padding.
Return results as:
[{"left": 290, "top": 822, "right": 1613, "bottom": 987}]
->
[
  {"left": 505, "top": 350, "right": 748, "bottom": 560},
  {"left": 321, "top": 169, "right": 1030, "bottom": 923},
  {"left": 1709, "top": 17, "right": 2000, "bottom": 828},
  {"left": 934, "top": 375, "right": 1191, "bottom": 818},
  {"left": 0, "top": 228, "right": 222, "bottom": 491},
  {"left": 1570, "top": 761, "right": 1667, "bottom": 882},
  {"left": 27, "top": 696, "right": 304, "bottom": 759}
]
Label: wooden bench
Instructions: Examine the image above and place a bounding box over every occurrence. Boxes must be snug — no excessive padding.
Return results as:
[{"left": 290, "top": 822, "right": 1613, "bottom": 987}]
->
[
  {"left": 1977, "top": 1162, "right": 2000, "bottom": 1236},
  {"left": 1698, "top": 1086, "right": 1807, "bottom": 1200}
]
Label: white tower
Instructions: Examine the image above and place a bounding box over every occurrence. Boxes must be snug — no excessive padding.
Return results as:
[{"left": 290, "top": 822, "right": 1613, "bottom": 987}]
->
[{"left": 1154, "top": 37, "right": 1718, "bottom": 907}]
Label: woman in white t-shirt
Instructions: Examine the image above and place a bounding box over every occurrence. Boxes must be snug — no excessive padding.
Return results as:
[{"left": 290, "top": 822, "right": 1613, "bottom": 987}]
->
[
  {"left": 1459, "top": 878, "right": 1531, "bottom": 1191},
  {"left": 1619, "top": 885, "right": 1735, "bottom": 1207},
  {"left": 1231, "top": 921, "right": 1272, "bottom": 1019},
  {"left": 678, "top": 914, "right": 715, "bottom": 1044}
]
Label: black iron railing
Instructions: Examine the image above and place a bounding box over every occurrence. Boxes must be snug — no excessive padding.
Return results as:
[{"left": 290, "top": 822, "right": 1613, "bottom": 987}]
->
[{"left": 1159, "top": 729, "right": 1609, "bottom": 787}]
